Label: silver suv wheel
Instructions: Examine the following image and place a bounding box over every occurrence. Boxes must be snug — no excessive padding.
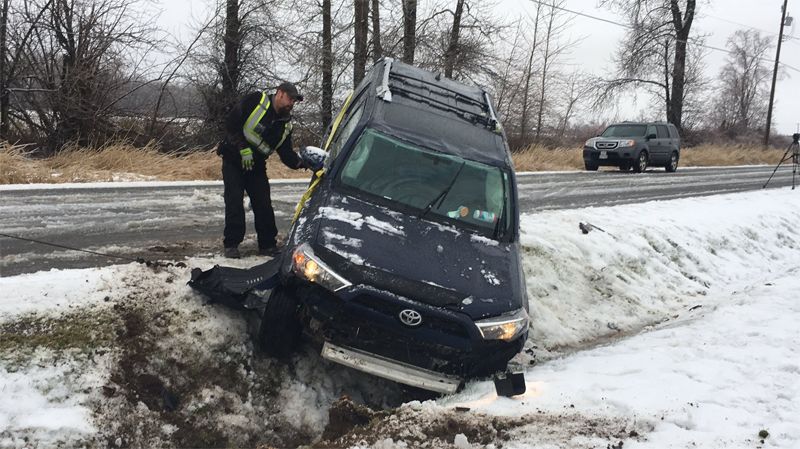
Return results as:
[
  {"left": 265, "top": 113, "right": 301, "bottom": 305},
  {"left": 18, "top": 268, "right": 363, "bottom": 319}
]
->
[
  {"left": 666, "top": 152, "right": 679, "bottom": 172},
  {"left": 633, "top": 151, "right": 648, "bottom": 173}
]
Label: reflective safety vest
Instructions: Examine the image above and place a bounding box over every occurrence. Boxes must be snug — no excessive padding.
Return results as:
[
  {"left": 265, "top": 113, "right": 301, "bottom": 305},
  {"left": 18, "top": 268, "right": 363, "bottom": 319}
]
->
[{"left": 243, "top": 92, "right": 293, "bottom": 156}]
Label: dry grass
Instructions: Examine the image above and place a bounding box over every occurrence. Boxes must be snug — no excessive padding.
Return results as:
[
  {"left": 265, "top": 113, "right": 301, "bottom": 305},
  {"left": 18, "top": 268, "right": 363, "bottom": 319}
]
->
[
  {"left": 0, "top": 140, "right": 789, "bottom": 184},
  {"left": 511, "top": 143, "right": 786, "bottom": 172},
  {"left": 0, "top": 141, "right": 310, "bottom": 184}
]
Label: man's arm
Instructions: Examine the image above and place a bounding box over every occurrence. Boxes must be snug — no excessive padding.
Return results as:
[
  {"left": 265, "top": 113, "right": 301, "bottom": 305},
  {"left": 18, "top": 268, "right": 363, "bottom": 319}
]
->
[
  {"left": 276, "top": 132, "right": 303, "bottom": 169},
  {"left": 227, "top": 92, "right": 262, "bottom": 150}
]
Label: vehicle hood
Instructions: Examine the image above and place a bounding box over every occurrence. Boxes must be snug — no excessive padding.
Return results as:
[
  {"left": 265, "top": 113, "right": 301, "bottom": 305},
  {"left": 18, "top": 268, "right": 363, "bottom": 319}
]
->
[{"left": 310, "top": 192, "right": 524, "bottom": 319}]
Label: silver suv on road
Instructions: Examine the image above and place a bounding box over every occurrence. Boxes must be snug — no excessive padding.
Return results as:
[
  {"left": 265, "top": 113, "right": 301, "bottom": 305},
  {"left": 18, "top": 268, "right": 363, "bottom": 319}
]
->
[{"left": 583, "top": 122, "right": 681, "bottom": 173}]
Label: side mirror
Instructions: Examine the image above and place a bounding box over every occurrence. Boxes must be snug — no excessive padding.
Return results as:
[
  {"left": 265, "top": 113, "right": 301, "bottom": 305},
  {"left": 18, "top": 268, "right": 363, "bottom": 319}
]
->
[
  {"left": 299, "top": 146, "right": 326, "bottom": 171},
  {"left": 646, "top": 133, "right": 657, "bottom": 140}
]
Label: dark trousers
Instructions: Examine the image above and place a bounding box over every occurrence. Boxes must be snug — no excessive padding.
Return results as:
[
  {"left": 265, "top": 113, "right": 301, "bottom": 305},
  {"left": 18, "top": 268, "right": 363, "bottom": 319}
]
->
[{"left": 222, "top": 158, "right": 278, "bottom": 250}]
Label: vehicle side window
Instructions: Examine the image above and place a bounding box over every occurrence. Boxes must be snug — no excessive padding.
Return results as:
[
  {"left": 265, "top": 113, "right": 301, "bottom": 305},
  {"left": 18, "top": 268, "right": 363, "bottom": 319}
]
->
[
  {"left": 327, "top": 99, "right": 366, "bottom": 164},
  {"left": 656, "top": 125, "right": 669, "bottom": 138},
  {"left": 646, "top": 125, "right": 657, "bottom": 137}
]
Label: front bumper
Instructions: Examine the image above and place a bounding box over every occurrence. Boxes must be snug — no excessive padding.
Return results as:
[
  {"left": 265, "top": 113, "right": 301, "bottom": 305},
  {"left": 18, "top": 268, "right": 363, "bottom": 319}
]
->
[
  {"left": 321, "top": 342, "right": 462, "bottom": 394},
  {"left": 583, "top": 147, "right": 636, "bottom": 165},
  {"left": 291, "top": 280, "right": 526, "bottom": 380}
]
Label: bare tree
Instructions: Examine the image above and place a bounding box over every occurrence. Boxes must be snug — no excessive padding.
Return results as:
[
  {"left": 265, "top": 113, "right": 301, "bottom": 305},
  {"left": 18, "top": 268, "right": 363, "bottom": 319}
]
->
[
  {"left": 9, "top": 0, "right": 159, "bottom": 151},
  {"left": 370, "top": 0, "right": 382, "bottom": 62},
  {"left": 0, "top": 0, "right": 8, "bottom": 139},
  {"left": 534, "top": 0, "right": 575, "bottom": 141},
  {"left": 402, "top": 0, "right": 417, "bottom": 64},
  {"left": 519, "top": 4, "right": 542, "bottom": 143},
  {"left": 598, "top": 0, "right": 697, "bottom": 132},
  {"left": 712, "top": 29, "right": 772, "bottom": 135},
  {"left": 442, "top": 0, "right": 464, "bottom": 79},
  {"left": 354, "top": 0, "right": 368, "bottom": 86},
  {"left": 322, "top": 0, "right": 333, "bottom": 129}
]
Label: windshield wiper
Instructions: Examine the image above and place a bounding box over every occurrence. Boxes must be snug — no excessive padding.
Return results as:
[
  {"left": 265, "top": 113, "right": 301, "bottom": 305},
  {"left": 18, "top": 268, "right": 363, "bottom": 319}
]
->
[{"left": 419, "top": 162, "right": 465, "bottom": 219}]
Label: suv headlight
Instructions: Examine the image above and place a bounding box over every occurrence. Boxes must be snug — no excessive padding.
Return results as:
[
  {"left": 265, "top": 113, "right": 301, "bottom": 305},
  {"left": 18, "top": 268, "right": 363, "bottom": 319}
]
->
[
  {"left": 584, "top": 138, "right": 596, "bottom": 149},
  {"left": 617, "top": 139, "right": 635, "bottom": 147},
  {"left": 475, "top": 308, "right": 529, "bottom": 341},
  {"left": 291, "top": 243, "right": 352, "bottom": 292}
]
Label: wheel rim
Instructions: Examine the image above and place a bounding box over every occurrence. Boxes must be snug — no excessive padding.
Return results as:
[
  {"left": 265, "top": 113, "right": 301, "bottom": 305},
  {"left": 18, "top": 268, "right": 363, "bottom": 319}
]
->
[
  {"left": 670, "top": 154, "right": 677, "bottom": 170},
  {"left": 639, "top": 154, "right": 647, "bottom": 171}
]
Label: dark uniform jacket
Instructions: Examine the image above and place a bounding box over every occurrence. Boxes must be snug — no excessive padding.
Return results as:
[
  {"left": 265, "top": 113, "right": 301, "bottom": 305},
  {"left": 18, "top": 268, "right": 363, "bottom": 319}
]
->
[{"left": 218, "top": 92, "right": 302, "bottom": 171}]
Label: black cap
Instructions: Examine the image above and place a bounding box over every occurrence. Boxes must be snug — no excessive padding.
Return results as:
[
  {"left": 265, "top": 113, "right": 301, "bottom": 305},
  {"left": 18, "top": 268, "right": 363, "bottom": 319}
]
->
[{"left": 277, "top": 81, "right": 303, "bottom": 101}]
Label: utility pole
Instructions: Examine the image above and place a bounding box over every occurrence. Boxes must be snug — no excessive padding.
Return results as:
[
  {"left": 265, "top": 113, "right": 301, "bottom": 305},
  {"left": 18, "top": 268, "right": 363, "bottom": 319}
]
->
[{"left": 764, "top": 0, "right": 789, "bottom": 148}]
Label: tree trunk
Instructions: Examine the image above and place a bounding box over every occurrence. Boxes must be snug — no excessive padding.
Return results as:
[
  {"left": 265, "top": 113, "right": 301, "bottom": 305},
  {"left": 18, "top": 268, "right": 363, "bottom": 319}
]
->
[
  {"left": 222, "top": 0, "right": 241, "bottom": 111},
  {"left": 535, "top": 4, "right": 556, "bottom": 141},
  {"left": 371, "top": 0, "right": 382, "bottom": 62},
  {"left": 663, "top": 39, "right": 671, "bottom": 122},
  {"left": 443, "top": 0, "right": 465, "bottom": 79},
  {"left": 0, "top": 0, "right": 9, "bottom": 139},
  {"left": 402, "top": 0, "right": 417, "bottom": 64},
  {"left": 668, "top": 0, "right": 695, "bottom": 132},
  {"left": 519, "top": 4, "right": 541, "bottom": 143},
  {"left": 354, "top": 0, "right": 368, "bottom": 87},
  {"left": 322, "top": 0, "right": 333, "bottom": 130}
]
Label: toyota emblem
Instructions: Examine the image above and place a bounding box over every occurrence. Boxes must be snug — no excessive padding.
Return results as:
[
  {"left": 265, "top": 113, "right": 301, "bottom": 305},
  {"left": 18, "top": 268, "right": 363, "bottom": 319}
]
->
[{"left": 398, "top": 309, "right": 422, "bottom": 327}]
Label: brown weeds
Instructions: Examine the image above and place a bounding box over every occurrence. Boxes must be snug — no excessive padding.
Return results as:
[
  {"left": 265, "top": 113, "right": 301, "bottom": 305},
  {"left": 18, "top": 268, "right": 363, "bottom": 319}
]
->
[
  {"left": 0, "top": 140, "right": 790, "bottom": 184},
  {"left": 511, "top": 143, "right": 785, "bottom": 172}
]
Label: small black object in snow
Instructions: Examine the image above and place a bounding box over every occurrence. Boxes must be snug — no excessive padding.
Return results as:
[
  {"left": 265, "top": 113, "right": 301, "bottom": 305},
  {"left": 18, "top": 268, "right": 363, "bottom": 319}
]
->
[{"left": 494, "top": 371, "right": 527, "bottom": 397}]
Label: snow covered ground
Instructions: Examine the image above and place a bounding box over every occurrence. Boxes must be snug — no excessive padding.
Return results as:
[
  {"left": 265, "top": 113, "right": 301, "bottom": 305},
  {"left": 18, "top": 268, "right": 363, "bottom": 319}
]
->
[{"left": 1, "top": 187, "right": 798, "bottom": 448}]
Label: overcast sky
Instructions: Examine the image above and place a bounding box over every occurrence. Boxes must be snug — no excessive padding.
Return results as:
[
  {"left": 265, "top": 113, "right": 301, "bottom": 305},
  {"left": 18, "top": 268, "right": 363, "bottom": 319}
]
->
[{"left": 153, "top": 0, "right": 799, "bottom": 136}]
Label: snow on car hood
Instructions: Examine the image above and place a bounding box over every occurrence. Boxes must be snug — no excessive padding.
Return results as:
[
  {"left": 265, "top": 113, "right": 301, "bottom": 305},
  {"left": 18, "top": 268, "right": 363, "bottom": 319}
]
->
[{"left": 311, "top": 193, "right": 524, "bottom": 317}]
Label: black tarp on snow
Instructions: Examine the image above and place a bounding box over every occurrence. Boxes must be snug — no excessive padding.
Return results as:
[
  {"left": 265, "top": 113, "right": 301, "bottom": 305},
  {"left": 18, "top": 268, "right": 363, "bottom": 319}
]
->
[{"left": 188, "top": 258, "right": 281, "bottom": 311}]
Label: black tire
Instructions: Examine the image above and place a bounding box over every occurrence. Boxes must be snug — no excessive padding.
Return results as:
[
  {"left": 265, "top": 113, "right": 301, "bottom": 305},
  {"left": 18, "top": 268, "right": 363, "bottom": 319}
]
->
[
  {"left": 619, "top": 163, "right": 631, "bottom": 171},
  {"left": 584, "top": 162, "right": 599, "bottom": 171},
  {"left": 632, "top": 151, "right": 648, "bottom": 173},
  {"left": 258, "top": 287, "right": 302, "bottom": 358},
  {"left": 665, "top": 151, "right": 679, "bottom": 172}
]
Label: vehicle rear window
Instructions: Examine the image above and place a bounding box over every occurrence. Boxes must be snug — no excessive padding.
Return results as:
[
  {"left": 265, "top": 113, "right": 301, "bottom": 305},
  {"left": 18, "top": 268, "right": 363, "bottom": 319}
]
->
[
  {"left": 601, "top": 125, "right": 647, "bottom": 137},
  {"left": 656, "top": 125, "right": 669, "bottom": 138},
  {"left": 668, "top": 126, "right": 679, "bottom": 138}
]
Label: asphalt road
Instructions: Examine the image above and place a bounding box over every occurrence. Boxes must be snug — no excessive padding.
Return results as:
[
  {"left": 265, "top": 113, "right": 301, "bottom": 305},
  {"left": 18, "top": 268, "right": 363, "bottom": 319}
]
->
[{"left": 1, "top": 165, "right": 796, "bottom": 276}]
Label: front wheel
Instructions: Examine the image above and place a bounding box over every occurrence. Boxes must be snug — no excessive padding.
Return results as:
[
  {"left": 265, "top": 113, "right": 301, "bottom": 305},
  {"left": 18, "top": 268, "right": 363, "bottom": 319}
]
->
[
  {"left": 632, "top": 151, "right": 648, "bottom": 173},
  {"left": 665, "top": 152, "right": 679, "bottom": 172},
  {"left": 258, "top": 286, "right": 302, "bottom": 358},
  {"left": 584, "top": 162, "right": 599, "bottom": 171}
]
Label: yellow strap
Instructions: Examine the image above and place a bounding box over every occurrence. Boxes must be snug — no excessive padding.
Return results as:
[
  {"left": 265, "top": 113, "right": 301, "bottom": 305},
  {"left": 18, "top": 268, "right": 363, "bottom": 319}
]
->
[
  {"left": 324, "top": 91, "right": 354, "bottom": 151},
  {"left": 293, "top": 92, "right": 354, "bottom": 224},
  {"left": 275, "top": 122, "right": 292, "bottom": 152},
  {"left": 292, "top": 169, "right": 326, "bottom": 224}
]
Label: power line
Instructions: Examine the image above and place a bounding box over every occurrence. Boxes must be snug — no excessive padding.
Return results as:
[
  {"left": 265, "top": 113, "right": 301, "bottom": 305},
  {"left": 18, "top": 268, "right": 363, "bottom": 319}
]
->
[
  {"left": 703, "top": 13, "right": 798, "bottom": 42},
  {"left": 0, "top": 232, "right": 186, "bottom": 269},
  {"left": 525, "top": 0, "right": 800, "bottom": 74}
]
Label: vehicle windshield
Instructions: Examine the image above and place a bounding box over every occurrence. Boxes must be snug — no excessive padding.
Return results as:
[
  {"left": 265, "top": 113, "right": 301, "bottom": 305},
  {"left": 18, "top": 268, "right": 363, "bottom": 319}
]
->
[
  {"left": 601, "top": 125, "right": 647, "bottom": 137},
  {"left": 339, "top": 128, "right": 513, "bottom": 238}
]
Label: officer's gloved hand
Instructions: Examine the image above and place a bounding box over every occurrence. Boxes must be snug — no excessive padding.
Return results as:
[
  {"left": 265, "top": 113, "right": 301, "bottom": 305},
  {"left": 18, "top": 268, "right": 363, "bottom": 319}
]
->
[{"left": 240, "top": 148, "right": 254, "bottom": 171}]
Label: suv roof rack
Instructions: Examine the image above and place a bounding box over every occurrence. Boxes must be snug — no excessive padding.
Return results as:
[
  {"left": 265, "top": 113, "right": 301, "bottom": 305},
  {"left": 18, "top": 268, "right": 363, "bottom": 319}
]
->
[{"left": 376, "top": 59, "right": 500, "bottom": 132}]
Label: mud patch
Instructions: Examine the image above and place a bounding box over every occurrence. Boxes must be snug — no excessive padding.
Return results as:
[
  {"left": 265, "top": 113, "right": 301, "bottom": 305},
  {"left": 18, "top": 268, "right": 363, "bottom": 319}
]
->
[
  {"left": 90, "top": 266, "right": 318, "bottom": 448},
  {"left": 316, "top": 398, "right": 650, "bottom": 448}
]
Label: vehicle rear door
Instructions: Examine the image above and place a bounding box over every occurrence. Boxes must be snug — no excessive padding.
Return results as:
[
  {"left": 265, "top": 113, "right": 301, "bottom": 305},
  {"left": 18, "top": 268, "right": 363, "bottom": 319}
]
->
[{"left": 654, "top": 125, "right": 671, "bottom": 164}]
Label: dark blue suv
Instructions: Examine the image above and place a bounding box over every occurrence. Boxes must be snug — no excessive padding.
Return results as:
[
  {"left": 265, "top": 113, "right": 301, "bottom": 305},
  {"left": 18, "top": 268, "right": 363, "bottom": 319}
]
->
[{"left": 258, "top": 59, "right": 528, "bottom": 394}]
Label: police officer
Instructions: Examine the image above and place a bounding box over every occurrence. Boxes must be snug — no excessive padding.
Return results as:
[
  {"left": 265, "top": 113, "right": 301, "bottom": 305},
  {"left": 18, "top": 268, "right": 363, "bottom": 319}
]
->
[{"left": 218, "top": 82, "right": 305, "bottom": 258}]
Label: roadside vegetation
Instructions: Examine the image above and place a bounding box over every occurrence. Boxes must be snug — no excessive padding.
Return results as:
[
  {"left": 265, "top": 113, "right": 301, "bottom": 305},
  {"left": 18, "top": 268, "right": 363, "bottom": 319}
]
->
[{"left": 0, "top": 141, "right": 787, "bottom": 184}]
